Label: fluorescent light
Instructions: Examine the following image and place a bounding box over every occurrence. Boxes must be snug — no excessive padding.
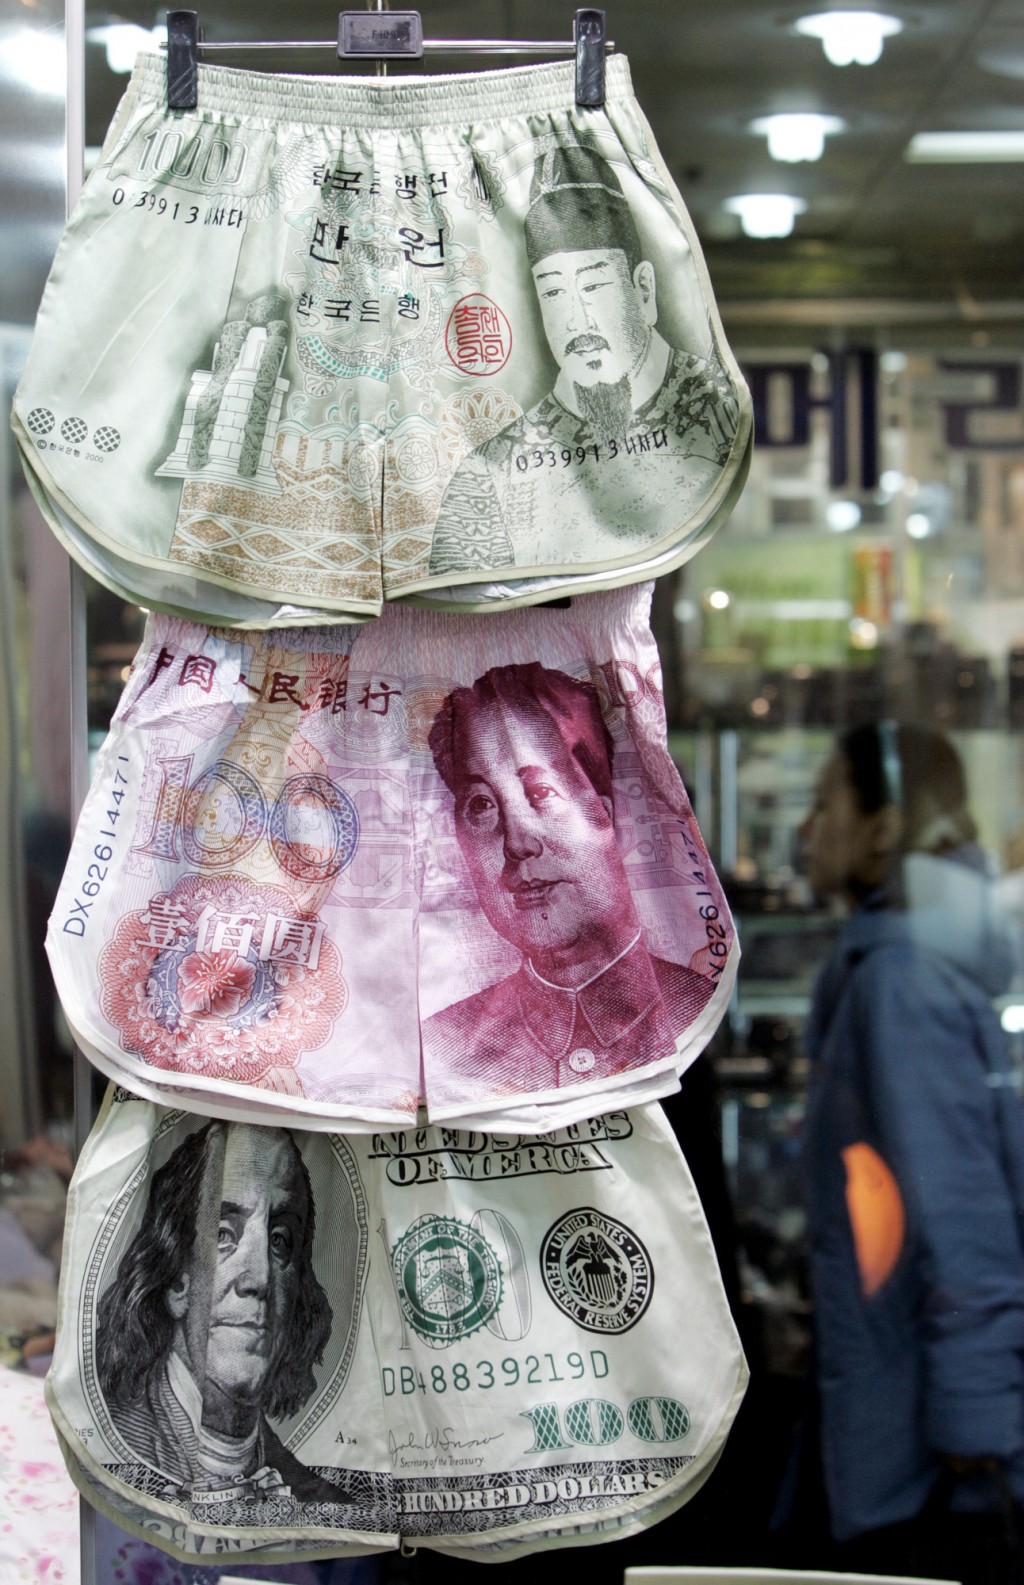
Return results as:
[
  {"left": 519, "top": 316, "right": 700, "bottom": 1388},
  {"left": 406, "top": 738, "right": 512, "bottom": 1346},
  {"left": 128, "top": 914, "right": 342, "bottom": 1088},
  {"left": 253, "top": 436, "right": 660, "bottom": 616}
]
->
[
  {"left": 0, "top": 28, "right": 65, "bottom": 94},
  {"left": 906, "top": 131, "right": 1024, "bottom": 162},
  {"left": 750, "top": 113, "right": 845, "bottom": 162},
  {"left": 87, "top": 23, "right": 166, "bottom": 74},
  {"left": 795, "top": 11, "right": 902, "bottom": 66},
  {"left": 768, "top": 600, "right": 852, "bottom": 619},
  {"left": 724, "top": 193, "right": 807, "bottom": 238},
  {"left": 977, "top": 47, "right": 1024, "bottom": 83}
]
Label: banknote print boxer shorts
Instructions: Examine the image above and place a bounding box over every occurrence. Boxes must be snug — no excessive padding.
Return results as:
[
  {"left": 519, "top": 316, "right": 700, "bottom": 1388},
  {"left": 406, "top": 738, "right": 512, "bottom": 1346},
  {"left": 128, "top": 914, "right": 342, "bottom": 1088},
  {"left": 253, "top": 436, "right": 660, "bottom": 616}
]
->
[
  {"left": 47, "top": 583, "right": 737, "bottom": 1132},
  {"left": 50, "top": 1088, "right": 748, "bottom": 1563},
  {"left": 13, "top": 52, "right": 751, "bottom": 627}
]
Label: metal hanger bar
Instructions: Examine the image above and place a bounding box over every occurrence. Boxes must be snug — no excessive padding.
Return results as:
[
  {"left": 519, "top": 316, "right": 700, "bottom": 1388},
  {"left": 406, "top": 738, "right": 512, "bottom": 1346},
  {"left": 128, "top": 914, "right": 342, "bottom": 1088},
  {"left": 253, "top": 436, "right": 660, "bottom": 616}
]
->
[
  {"left": 162, "top": 10, "right": 608, "bottom": 110},
  {"left": 160, "top": 37, "right": 614, "bottom": 53}
]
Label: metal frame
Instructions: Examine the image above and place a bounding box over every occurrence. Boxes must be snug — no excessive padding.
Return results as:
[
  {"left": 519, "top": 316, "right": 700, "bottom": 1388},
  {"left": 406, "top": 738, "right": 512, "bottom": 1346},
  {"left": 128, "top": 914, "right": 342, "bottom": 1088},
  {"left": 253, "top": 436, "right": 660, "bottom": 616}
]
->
[
  {"left": 163, "top": 6, "right": 611, "bottom": 110},
  {"left": 64, "top": 2, "right": 98, "bottom": 1578}
]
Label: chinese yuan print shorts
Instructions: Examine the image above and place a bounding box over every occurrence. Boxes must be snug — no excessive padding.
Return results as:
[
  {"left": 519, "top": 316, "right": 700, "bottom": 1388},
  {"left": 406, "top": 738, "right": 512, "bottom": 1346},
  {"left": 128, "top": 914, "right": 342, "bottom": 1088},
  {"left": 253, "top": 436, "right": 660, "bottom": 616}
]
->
[
  {"left": 47, "top": 584, "right": 738, "bottom": 1133},
  {"left": 51, "top": 1088, "right": 748, "bottom": 1564},
  {"left": 13, "top": 53, "right": 751, "bottom": 628}
]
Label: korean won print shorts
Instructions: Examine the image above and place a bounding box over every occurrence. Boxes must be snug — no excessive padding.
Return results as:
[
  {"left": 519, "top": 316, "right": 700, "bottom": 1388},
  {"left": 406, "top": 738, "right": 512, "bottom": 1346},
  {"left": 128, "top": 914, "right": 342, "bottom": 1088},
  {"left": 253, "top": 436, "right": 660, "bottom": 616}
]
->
[
  {"left": 46, "top": 583, "right": 738, "bottom": 1133},
  {"left": 13, "top": 52, "right": 751, "bottom": 627}
]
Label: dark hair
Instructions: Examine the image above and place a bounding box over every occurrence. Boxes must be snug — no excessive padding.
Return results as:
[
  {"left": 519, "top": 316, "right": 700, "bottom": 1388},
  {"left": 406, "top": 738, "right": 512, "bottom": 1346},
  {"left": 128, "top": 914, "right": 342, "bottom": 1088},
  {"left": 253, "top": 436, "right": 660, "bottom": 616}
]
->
[
  {"left": 524, "top": 144, "right": 644, "bottom": 275},
  {"left": 428, "top": 662, "right": 614, "bottom": 806},
  {"left": 837, "top": 721, "right": 977, "bottom": 852},
  {"left": 96, "top": 1121, "right": 332, "bottom": 1421}
]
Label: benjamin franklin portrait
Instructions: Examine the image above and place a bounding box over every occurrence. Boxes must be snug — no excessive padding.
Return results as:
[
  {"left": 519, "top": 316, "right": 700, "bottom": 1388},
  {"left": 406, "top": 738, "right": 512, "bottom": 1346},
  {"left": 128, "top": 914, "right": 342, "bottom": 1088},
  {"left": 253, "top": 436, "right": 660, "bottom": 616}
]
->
[{"left": 96, "top": 1119, "right": 353, "bottom": 1502}]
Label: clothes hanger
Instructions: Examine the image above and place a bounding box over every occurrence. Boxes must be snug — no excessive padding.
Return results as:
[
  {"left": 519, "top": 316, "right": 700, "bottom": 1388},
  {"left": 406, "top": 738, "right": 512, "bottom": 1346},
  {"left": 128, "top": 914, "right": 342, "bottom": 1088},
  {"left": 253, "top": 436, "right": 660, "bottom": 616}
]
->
[{"left": 165, "top": 7, "right": 609, "bottom": 113}]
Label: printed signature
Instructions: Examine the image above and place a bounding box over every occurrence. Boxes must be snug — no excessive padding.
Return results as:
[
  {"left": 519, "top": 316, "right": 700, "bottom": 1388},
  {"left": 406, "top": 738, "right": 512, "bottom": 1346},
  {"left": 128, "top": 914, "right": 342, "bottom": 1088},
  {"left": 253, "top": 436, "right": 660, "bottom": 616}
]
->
[{"left": 388, "top": 1425, "right": 505, "bottom": 1463}]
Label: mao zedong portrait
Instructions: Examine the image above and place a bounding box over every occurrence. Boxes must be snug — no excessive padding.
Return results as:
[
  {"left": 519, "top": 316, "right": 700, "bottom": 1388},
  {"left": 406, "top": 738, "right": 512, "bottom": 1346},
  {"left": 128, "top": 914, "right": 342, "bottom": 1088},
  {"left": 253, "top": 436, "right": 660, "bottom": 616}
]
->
[
  {"left": 96, "top": 1120, "right": 351, "bottom": 1502},
  {"left": 423, "top": 662, "right": 712, "bottom": 1093},
  {"left": 428, "top": 142, "right": 741, "bottom": 578}
]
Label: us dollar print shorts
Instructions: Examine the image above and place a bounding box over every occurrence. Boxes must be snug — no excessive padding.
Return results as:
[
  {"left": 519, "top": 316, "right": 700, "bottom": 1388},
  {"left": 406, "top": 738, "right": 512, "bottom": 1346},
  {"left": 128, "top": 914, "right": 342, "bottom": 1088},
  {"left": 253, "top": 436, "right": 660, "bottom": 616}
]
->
[
  {"left": 46, "top": 583, "right": 738, "bottom": 1132},
  {"left": 49, "top": 1087, "right": 748, "bottom": 1563},
  {"left": 13, "top": 52, "right": 751, "bottom": 628}
]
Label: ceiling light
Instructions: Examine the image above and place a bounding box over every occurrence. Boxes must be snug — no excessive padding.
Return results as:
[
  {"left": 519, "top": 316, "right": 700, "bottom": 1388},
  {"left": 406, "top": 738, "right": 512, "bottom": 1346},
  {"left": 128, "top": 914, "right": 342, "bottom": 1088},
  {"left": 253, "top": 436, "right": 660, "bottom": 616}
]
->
[
  {"left": 0, "top": 28, "right": 65, "bottom": 94},
  {"left": 750, "top": 113, "right": 845, "bottom": 162},
  {"left": 905, "top": 132, "right": 1024, "bottom": 162},
  {"left": 795, "top": 11, "right": 902, "bottom": 67},
  {"left": 977, "top": 47, "right": 1024, "bottom": 83},
  {"left": 826, "top": 499, "right": 861, "bottom": 531},
  {"left": 87, "top": 23, "right": 166, "bottom": 74},
  {"left": 724, "top": 194, "right": 807, "bottom": 238},
  {"left": 849, "top": 618, "right": 878, "bottom": 649},
  {"left": 906, "top": 512, "right": 930, "bottom": 538}
]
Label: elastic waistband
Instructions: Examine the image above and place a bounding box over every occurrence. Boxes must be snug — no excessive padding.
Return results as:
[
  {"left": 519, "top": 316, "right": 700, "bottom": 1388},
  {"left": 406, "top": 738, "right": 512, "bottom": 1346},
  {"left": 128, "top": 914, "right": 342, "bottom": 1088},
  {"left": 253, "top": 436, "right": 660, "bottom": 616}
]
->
[
  {"left": 129, "top": 51, "right": 634, "bottom": 127},
  {"left": 143, "top": 581, "right": 653, "bottom": 661}
]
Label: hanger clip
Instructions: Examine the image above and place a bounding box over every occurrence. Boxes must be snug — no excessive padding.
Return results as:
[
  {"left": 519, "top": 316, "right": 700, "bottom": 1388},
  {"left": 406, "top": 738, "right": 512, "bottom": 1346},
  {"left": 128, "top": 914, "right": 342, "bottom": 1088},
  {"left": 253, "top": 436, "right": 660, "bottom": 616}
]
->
[
  {"left": 338, "top": 11, "right": 424, "bottom": 59},
  {"left": 166, "top": 9, "right": 199, "bottom": 110},
  {"left": 575, "top": 8, "right": 606, "bottom": 108}
]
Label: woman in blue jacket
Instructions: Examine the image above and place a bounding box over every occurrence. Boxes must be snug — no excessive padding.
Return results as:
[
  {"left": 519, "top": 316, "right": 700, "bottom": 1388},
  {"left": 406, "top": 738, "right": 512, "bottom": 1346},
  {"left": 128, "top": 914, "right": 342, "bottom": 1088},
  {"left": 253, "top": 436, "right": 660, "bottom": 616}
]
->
[{"left": 800, "top": 722, "right": 1024, "bottom": 1582}]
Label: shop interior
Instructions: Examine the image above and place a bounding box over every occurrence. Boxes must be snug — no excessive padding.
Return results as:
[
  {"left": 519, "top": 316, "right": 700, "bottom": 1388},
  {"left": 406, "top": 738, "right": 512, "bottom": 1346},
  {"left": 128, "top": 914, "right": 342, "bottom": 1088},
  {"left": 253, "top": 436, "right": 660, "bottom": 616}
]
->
[{"left": 1, "top": 0, "right": 1023, "bottom": 1580}]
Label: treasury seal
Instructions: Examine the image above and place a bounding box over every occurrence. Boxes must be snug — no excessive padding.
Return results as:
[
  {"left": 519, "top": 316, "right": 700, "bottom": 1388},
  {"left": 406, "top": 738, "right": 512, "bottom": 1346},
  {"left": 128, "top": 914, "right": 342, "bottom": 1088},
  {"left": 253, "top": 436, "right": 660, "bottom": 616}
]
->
[
  {"left": 391, "top": 1214, "right": 503, "bottom": 1347},
  {"left": 540, "top": 1207, "right": 653, "bottom": 1334}
]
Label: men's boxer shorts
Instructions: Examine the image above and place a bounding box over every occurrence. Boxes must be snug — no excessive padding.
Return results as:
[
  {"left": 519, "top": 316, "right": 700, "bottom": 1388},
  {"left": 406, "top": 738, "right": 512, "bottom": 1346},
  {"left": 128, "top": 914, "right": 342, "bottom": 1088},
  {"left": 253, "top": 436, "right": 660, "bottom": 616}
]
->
[
  {"left": 13, "top": 53, "right": 751, "bottom": 627},
  {"left": 47, "top": 583, "right": 738, "bottom": 1132},
  {"left": 50, "top": 1088, "right": 748, "bottom": 1563}
]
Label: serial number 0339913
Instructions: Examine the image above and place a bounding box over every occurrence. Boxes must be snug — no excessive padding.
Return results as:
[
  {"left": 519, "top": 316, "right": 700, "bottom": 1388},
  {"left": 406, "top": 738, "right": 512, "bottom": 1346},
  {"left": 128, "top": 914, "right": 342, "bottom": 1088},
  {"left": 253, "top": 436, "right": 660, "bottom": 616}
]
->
[
  {"left": 514, "top": 431, "right": 669, "bottom": 473},
  {"left": 381, "top": 1350, "right": 610, "bottom": 1397}
]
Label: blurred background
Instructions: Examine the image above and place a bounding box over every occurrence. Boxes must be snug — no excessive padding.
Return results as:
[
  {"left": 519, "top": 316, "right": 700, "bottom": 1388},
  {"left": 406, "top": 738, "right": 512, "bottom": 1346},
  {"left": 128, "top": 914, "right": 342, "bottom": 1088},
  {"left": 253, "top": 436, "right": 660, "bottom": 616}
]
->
[{"left": 1, "top": 0, "right": 1022, "bottom": 1579}]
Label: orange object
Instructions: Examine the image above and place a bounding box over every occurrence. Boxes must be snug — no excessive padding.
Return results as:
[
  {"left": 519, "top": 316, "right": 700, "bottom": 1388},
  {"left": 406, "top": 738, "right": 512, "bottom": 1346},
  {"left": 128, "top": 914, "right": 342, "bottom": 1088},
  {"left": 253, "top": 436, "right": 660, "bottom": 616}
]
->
[
  {"left": 842, "top": 1141, "right": 906, "bottom": 1296},
  {"left": 851, "top": 543, "right": 893, "bottom": 627}
]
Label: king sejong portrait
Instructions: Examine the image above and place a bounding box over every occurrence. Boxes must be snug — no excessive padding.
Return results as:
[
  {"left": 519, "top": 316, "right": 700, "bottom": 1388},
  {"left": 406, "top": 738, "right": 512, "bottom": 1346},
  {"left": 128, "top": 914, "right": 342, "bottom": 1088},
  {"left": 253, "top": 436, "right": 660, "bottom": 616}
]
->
[{"left": 428, "top": 143, "right": 741, "bottom": 579}]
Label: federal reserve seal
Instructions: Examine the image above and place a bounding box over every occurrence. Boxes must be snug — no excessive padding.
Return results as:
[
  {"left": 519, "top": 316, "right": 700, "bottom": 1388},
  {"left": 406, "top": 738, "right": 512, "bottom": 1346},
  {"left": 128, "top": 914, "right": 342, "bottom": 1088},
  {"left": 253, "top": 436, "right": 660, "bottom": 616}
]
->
[
  {"left": 392, "top": 1214, "right": 503, "bottom": 1348},
  {"left": 540, "top": 1208, "right": 653, "bottom": 1334}
]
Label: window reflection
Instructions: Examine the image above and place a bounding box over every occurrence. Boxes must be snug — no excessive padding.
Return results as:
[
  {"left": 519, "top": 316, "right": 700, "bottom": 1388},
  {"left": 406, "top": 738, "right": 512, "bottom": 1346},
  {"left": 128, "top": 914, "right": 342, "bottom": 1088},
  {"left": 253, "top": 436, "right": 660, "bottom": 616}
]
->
[
  {"left": 1, "top": 7, "right": 1023, "bottom": 1570},
  {"left": 0, "top": 0, "right": 73, "bottom": 1381},
  {"left": 663, "top": 337, "right": 1024, "bottom": 1578}
]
